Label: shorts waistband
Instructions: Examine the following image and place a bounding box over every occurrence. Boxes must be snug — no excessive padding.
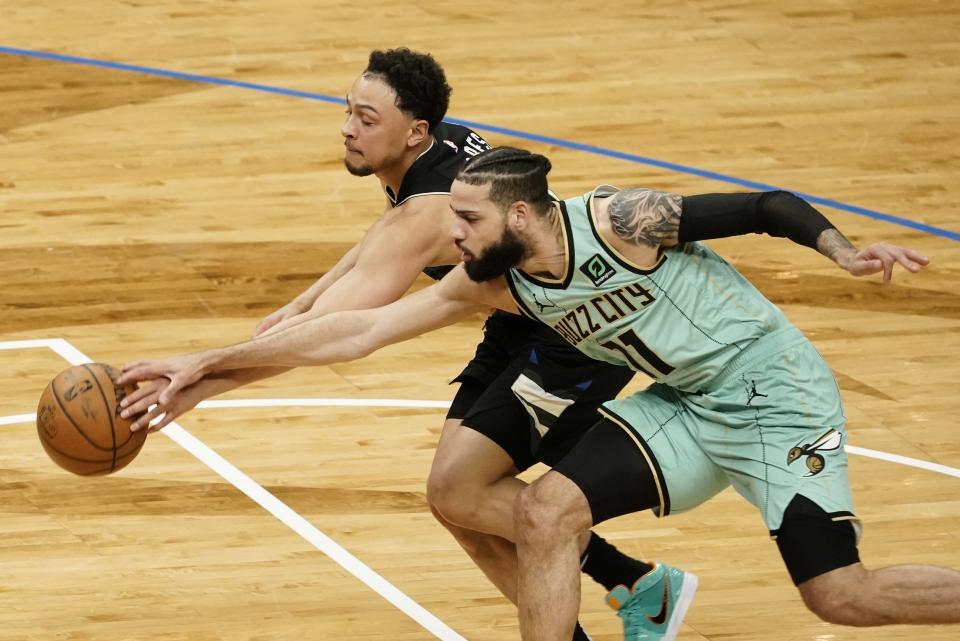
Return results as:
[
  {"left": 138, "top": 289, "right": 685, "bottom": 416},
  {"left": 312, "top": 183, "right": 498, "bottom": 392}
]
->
[{"left": 708, "top": 325, "right": 809, "bottom": 391}]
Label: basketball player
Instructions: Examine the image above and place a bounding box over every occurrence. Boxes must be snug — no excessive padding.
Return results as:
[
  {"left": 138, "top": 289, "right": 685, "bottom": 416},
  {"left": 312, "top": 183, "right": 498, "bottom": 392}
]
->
[
  {"left": 121, "top": 49, "right": 672, "bottom": 641},
  {"left": 120, "top": 146, "right": 958, "bottom": 641}
]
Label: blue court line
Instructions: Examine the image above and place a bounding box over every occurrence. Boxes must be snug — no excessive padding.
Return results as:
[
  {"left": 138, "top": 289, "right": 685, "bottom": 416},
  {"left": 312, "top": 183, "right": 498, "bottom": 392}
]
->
[{"left": 2, "top": 44, "right": 957, "bottom": 242}]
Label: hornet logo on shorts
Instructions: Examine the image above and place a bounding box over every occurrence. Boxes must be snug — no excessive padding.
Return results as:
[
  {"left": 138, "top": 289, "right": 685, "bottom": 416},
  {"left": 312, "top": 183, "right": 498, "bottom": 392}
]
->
[
  {"left": 787, "top": 428, "right": 842, "bottom": 477},
  {"left": 579, "top": 254, "right": 616, "bottom": 286}
]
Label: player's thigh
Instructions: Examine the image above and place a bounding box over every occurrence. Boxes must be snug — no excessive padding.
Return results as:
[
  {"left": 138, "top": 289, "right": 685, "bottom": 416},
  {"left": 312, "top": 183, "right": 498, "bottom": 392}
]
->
[
  {"left": 690, "top": 341, "right": 855, "bottom": 532},
  {"left": 431, "top": 414, "right": 519, "bottom": 486},
  {"left": 598, "top": 384, "right": 730, "bottom": 520}
]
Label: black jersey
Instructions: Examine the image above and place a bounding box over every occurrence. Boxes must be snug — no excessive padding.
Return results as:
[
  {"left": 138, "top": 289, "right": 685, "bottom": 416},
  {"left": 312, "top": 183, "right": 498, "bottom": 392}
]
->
[
  {"left": 389, "top": 121, "right": 491, "bottom": 281},
  {"left": 386, "top": 121, "right": 491, "bottom": 207}
]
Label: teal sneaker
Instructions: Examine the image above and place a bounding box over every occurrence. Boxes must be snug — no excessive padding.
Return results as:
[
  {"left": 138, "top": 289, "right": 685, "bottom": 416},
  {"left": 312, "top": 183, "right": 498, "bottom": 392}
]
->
[{"left": 604, "top": 563, "right": 697, "bottom": 641}]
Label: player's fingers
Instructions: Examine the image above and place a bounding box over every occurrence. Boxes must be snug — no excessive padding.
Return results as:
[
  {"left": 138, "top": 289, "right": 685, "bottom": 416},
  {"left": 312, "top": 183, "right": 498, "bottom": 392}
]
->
[
  {"left": 119, "top": 384, "right": 154, "bottom": 409},
  {"left": 851, "top": 258, "right": 883, "bottom": 276},
  {"left": 121, "top": 360, "right": 146, "bottom": 372},
  {"left": 895, "top": 255, "right": 921, "bottom": 273},
  {"left": 901, "top": 247, "right": 930, "bottom": 265},
  {"left": 118, "top": 363, "right": 163, "bottom": 385},
  {"left": 119, "top": 395, "right": 155, "bottom": 419},
  {"left": 882, "top": 256, "right": 894, "bottom": 283},
  {"left": 129, "top": 406, "right": 159, "bottom": 432},
  {"left": 891, "top": 247, "right": 928, "bottom": 273},
  {"left": 157, "top": 374, "right": 190, "bottom": 406}
]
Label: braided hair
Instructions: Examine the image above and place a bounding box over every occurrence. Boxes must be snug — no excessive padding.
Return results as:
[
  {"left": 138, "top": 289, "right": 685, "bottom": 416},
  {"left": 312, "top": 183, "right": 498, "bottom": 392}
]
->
[{"left": 457, "top": 147, "right": 553, "bottom": 214}]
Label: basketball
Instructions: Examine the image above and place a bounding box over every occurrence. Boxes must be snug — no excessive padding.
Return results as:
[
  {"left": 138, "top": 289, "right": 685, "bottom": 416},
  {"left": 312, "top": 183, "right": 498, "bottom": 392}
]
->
[{"left": 36, "top": 363, "right": 147, "bottom": 476}]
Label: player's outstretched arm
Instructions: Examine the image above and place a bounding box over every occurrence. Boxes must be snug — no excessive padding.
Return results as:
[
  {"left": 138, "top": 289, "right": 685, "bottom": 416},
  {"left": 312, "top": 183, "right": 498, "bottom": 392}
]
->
[
  {"left": 677, "top": 190, "right": 930, "bottom": 281},
  {"left": 119, "top": 265, "right": 505, "bottom": 414},
  {"left": 253, "top": 243, "right": 363, "bottom": 337},
  {"left": 120, "top": 368, "right": 284, "bottom": 432},
  {"left": 214, "top": 197, "right": 449, "bottom": 409},
  {"left": 261, "top": 204, "right": 445, "bottom": 337}
]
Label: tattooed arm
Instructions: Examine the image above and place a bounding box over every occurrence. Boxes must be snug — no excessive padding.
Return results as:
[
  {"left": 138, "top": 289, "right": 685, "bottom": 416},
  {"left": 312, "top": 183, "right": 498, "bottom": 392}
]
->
[
  {"left": 606, "top": 188, "right": 928, "bottom": 281},
  {"left": 606, "top": 188, "right": 684, "bottom": 248}
]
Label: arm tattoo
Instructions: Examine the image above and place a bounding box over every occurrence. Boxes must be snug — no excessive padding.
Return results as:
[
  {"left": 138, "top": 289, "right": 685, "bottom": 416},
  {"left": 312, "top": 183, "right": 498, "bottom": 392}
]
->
[
  {"left": 607, "top": 189, "right": 683, "bottom": 247},
  {"left": 816, "top": 228, "right": 857, "bottom": 264}
]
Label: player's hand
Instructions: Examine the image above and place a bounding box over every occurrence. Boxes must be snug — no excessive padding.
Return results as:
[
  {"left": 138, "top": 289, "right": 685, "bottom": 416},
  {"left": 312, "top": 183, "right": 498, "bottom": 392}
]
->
[
  {"left": 118, "top": 378, "right": 203, "bottom": 432},
  {"left": 252, "top": 301, "right": 305, "bottom": 338},
  {"left": 841, "top": 242, "right": 930, "bottom": 282},
  {"left": 118, "top": 353, "right": 208, "bottom": 407}
]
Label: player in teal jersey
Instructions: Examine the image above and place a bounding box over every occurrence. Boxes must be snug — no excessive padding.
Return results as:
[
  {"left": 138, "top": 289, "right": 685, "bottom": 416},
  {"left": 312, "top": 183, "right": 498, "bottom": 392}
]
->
[{"left": 119, "top": 147, "right": 958, "bottom": 641}]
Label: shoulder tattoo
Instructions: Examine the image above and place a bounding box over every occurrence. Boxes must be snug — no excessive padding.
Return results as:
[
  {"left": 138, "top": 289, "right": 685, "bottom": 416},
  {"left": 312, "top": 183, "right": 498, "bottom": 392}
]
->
[{"left": 606, "top": 189, "right": 682, "bottom": 247}]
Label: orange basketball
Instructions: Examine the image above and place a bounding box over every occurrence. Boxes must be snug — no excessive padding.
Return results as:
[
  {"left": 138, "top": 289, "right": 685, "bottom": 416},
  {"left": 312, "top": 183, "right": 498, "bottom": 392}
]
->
[{"left": 36, "top": 363, "right": 147, "bottom": 476}]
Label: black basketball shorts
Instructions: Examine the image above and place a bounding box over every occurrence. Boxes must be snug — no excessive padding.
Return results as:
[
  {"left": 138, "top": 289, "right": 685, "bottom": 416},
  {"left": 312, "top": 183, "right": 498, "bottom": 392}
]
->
[{"left": 447, "top": 312, "right": 634, "bottom": 472}]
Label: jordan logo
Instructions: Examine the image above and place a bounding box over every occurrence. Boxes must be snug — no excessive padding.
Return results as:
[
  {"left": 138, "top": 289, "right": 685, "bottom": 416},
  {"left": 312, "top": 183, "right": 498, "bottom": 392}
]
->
[
  {"left": 517, "top": 279, "right": 563, "bottom": 313},
  {"left": 646, "top": 573, "right": 670, "bottom": 625},
  {"left": 532, "top": 290, "right": 560, "bottom": 312},
  {"left": 745, "top": 379, "right": 768, "bottom": 406}
]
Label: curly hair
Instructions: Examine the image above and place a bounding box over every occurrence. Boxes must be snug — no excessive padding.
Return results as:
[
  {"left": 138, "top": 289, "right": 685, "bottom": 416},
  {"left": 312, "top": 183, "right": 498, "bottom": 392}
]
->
[{"left": 364, "top": 48, "right": 451, "bottom": 133}]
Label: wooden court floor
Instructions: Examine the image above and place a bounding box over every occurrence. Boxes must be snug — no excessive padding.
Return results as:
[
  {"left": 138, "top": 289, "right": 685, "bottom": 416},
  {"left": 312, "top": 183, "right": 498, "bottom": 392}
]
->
[{"left": 1, "top": 1, "right": 958, "bottom": 639}]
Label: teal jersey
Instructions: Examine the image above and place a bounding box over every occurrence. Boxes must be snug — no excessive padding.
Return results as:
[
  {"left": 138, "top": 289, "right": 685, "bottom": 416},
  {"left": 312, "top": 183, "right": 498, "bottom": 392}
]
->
[{"left": 505, "top": 186, "right": 792, "bottom": 393}]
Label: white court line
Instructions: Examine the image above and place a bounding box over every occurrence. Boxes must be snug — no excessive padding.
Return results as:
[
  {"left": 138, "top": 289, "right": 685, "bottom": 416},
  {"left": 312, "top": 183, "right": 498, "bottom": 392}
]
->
[
  {"left": 3, "top": 338, "right": 466, "bottom": 641},
  {"left": 0, "top": 338, "right": 64, "bottom": 350},
  {"left": 846, "top": 445, "right": 960, "bottom": 479},
  {"left": 199, "top": 398, "right": 451, "bottom": 409}
]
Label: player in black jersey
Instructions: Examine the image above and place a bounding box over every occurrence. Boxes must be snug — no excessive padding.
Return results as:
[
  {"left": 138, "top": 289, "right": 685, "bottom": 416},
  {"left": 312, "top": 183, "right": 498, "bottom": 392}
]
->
[{"left": 119, "top": 49, "right": 676, "bottom": 640}]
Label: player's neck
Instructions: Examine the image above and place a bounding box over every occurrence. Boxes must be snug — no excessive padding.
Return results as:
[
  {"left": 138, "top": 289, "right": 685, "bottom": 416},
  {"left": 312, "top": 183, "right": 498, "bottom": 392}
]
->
[
  {"left": 520, "top": 203, "right": 567, "bottom": 279},
  {"left": 376, "top": 136, "right": 436, "bottom": 200}
]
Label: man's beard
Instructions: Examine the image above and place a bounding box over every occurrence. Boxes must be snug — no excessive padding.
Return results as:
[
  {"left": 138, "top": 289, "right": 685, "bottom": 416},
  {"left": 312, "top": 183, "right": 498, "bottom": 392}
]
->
[
  {"left": 344, "top": 158, "right": 375, "bottom": 177},
  {"left": 463, "top": 228, "right": 527, "bottom": 282}
]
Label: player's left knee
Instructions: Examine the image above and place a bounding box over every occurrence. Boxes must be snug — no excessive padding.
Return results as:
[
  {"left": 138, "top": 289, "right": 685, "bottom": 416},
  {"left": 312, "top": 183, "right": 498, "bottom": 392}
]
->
[
  {"left": 426, "top": 467, "right": 478, "bottom": 526},
  {"left": 514, "top": 472, "right": 589, "bottom": 547}
]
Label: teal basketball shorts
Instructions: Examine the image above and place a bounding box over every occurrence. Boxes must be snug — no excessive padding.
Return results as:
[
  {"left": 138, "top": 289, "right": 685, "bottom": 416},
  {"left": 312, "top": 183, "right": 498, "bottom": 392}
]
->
[{"left": 599, "top": 326, "right": 858, "bottom": 534}]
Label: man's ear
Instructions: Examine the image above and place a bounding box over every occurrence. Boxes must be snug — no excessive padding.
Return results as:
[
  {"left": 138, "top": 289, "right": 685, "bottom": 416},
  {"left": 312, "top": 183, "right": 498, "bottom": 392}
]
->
[
  {"left": 407, "top": 119, "right": 430, "bottom": 148},
  {"left": 510, "top": 201, "right": 531, "bottom": 230}
]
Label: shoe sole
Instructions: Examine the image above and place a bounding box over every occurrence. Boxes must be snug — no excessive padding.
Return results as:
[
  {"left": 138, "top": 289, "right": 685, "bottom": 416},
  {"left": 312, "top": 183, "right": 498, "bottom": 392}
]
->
[{"left": 663, "top": 572, "right": 698, "bottom": 641}]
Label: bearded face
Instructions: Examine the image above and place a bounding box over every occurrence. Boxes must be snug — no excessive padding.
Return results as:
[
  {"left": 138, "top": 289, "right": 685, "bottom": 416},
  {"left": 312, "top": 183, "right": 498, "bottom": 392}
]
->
[{"left": 462, "top": 225, "right": 527, "bottom": 282}]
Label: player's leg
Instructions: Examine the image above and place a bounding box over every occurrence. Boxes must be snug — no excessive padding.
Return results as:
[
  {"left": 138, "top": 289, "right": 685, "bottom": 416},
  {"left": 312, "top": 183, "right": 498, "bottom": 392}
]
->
[
  {"left": 516, "top": 388, "right": 725, "bottom": 641},
  {"left": 515, "top": 468, "right": 592, "bottom": 641},
  {"left": 799, "top": 563, "right": 960, "bottom": 625},
  {"left": 703, "top": 334, "right": 960, "bottom": 626},
  {"left": 429, "top": 372, "right": 654, "bottom": 566},
  {"left": 428, "top": 411, "right": 524, "bottom": 602},
  {"left": 428, "top": 413, "right": 526, "bottom": 539},
  {"left": 776, "top": 495, "right": 960, "bottom": 625},
  {"left": 428, "top": 384, "right": 594, "bottom": 640}
]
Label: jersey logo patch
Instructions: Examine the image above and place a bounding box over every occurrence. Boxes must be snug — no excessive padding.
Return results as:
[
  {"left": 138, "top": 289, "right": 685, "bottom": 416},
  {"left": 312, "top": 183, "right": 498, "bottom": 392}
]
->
[{"left": 579, "top": 254, "right": 616, "bottom": 286}]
